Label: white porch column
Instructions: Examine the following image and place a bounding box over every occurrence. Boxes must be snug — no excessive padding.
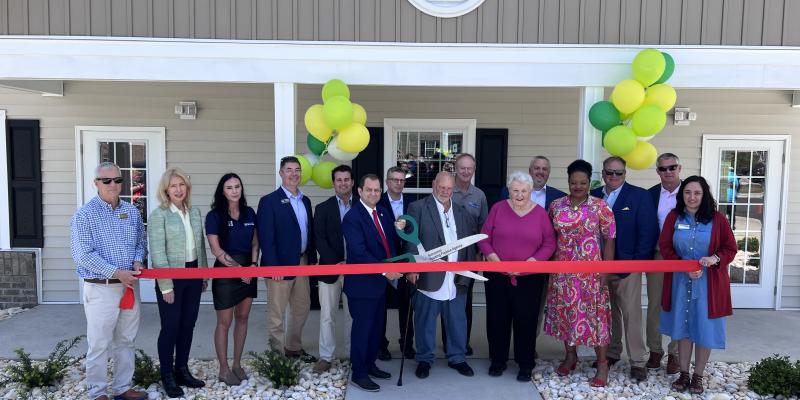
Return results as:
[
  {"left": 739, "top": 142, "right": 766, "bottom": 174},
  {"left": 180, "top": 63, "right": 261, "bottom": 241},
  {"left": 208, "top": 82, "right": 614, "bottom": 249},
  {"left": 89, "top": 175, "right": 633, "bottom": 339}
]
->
[
  {"left": 578, "top": 87, "right": 605, "bottom": 183},
  {"left": 273, "top": 83, "right": 297, "bottom": 188},
  {"left": 0, "top": 110, "right": 10, "bottom": 249}
]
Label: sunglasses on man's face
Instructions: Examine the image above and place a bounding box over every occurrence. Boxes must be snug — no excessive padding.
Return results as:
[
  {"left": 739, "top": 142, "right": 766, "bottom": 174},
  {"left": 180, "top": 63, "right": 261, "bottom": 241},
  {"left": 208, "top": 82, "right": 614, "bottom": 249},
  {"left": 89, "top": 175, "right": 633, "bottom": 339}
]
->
[
  {"left": 603, "top": 170, "right": 625, "bottom": 177},
  {"left": 95, "top": 177, "right": 124, "bottom": 185},
  {"left": 657, "top": 164, "right": 680, "bottom": 172}
]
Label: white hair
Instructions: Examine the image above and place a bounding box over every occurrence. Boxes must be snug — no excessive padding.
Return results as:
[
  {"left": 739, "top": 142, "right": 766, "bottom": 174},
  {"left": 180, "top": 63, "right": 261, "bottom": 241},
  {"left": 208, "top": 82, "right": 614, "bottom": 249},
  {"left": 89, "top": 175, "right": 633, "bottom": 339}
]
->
[
  {"left": 506, "top": 171, "right": 534, "bottom": 190},
  {"left": 94, "top": 162, "right": 120, "bottom": 178}
]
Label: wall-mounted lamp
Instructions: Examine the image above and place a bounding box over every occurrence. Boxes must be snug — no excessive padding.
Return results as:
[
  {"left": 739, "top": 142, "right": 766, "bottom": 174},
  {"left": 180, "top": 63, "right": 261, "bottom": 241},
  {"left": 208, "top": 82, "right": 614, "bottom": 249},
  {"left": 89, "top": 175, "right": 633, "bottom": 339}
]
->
[
  {"left": 673, "top": 107, "right": 696, "bottom": 126},
  {"left": 174, "top": 101, "right": 198, "bottom": 120},
  {"left": 792, "top": 91, "right": 800, "bottom": 108}
]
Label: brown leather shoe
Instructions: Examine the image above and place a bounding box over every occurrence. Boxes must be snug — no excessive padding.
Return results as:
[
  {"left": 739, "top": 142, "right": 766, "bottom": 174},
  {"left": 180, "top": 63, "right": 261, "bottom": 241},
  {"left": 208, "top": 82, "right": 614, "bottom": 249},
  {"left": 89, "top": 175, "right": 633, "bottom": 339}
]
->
[
  {"left": 645, "top": 351, "right": 663, "bottom": 369},
  {"left": 630, "top": 366, "right": 648, "bottom": 382},
  {"left": 666, "top": 354, "right": 680, "bottom": 375},
  {"left": 112, "top": 389, "right": 147, "bottom": 400},
  {"left": 313, "top": 359, "right": 331, "bottom": 373}
]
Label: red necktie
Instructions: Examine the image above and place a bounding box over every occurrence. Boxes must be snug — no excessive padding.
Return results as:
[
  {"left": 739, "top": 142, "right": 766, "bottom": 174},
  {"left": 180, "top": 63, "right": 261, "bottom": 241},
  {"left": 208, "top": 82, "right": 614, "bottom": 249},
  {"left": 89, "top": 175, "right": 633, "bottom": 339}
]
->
[{"left": 372, "top": 209, "right": 392, "bottom": 258}]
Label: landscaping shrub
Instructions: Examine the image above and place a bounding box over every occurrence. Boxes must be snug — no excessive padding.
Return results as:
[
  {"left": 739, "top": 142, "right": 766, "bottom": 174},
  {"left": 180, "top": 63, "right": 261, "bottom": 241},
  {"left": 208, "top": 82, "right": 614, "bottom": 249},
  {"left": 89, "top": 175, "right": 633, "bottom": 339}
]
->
[
  {"left": 133, "top": 349, "right": 161, "bottom": 388},
  {"left": 0, "top": 336, "right": 84, "bottom": 396},
  {"left": 747, "top": 354, "right": 800, "bottom": 397},
  {"left": 247, "top": 349, "right": 302, "bottom": 389}
]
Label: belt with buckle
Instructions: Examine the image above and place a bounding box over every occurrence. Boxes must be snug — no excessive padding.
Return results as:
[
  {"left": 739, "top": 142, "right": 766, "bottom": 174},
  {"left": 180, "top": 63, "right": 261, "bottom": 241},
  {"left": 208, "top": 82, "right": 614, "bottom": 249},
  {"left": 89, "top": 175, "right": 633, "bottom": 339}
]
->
[{"left": 84, "top": 278, "right": 122, "bottom": 284}]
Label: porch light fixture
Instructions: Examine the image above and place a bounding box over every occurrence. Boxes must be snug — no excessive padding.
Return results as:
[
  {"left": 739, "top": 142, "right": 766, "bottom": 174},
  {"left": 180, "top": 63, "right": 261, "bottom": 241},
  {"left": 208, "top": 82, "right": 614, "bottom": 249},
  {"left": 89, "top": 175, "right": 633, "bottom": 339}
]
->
[
  {"left": 174, "top": 101, "right": 198, "bottom": 120},
  {"left": 673, "top": 107, "right": 696, "bottom": 126},
  {"left": 792, "top": 91, "right": 800, "bottom": 108}
]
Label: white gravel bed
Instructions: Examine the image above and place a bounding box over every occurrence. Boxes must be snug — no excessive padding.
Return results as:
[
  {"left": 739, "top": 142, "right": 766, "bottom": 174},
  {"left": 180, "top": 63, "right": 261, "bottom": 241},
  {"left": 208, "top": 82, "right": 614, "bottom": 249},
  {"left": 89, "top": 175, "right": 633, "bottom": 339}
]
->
[
  {"left": 532, "top": 359, "right": 798, "bottom": 400},
  {"left": 0, "top": 358, "right": 349, "bottom": 400},
  {"left": 0, "top": 307, "right": 26, "bottom": 322}
]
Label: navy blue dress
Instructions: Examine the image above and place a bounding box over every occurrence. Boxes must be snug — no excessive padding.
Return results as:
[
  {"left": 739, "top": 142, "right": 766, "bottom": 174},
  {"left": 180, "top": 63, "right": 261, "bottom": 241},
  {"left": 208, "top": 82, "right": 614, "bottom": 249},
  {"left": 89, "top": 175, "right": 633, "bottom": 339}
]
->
[
  {"left": 206, "top": 207, "right": 258, "bottom": 310},
  {"left": 659, "top": 213, "right": 727, "bottom": 349}
]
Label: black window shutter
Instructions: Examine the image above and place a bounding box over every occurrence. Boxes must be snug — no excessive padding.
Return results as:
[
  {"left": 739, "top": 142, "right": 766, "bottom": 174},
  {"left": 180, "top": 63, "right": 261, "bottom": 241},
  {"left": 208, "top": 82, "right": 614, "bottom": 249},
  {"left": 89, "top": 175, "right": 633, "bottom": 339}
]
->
[
  {"left": 475, "top": 128, "right": 508, "bottom": 206},
  {"left": 7, "top": 120, "right": 43, "bottom": 248}
]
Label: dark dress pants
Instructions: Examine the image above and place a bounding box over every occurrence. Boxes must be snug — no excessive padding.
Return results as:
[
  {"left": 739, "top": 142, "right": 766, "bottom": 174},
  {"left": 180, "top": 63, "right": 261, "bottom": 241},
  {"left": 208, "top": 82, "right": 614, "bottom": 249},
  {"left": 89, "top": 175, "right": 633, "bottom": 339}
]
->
[
  {"left": 155, "top": 261, "right": 202, "bottom": 375},
  {"left": 381, "top": 279, "right": 415, "bottom": 352},
  {"left": 349, "top": 293, "right": 386, "bottom": 380},
  {"left": 484, "top": 272, "right": 546, "bottom": 370}
]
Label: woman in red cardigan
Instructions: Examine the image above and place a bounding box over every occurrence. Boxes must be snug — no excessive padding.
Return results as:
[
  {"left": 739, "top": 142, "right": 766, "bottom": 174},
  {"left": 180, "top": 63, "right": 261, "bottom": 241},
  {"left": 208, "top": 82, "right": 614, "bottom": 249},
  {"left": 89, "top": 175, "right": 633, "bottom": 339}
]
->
[{"left": 658, "top": 175, "right": 737, "bottom": 395}]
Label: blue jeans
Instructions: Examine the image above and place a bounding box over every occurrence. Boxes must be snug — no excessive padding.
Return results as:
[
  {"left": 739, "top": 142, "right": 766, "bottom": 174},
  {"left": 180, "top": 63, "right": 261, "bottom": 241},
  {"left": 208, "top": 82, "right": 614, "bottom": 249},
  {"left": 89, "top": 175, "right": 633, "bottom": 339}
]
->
[{"left": 413, "top": 290, "right": 467, "bottom": 364}]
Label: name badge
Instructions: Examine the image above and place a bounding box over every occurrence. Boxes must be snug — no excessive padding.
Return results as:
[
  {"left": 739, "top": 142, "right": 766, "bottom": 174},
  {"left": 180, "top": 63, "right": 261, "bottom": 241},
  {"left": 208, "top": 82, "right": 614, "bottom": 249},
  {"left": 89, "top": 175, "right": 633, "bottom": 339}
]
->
[
  {"left": 227, "top": 221, "right": 234, "bottom": 227},
  {"left": 244, "top": 222, "right": 255, "bottom": 227},
  {"left": 468, "top": 202, "right": 479, "bottom": 209},
  {"left": 677, "top": 223, "right": 691, "bottom": 230},
  {"left": 119, "top": 213, "right": 128, "bottom": 220},
  {"left": 281, "top": 198, "right": 290, "bottom": 204}
]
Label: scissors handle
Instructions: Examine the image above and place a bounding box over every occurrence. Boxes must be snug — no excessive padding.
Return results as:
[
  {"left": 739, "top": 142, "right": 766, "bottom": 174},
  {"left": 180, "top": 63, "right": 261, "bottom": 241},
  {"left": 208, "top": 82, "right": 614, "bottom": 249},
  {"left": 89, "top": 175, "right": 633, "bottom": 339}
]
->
[
  {"left": 395, "top": 214, "right": 420, "bottom": 246},
  {"left": 384, "top": 253, "right": 417, "bottom": 263}
]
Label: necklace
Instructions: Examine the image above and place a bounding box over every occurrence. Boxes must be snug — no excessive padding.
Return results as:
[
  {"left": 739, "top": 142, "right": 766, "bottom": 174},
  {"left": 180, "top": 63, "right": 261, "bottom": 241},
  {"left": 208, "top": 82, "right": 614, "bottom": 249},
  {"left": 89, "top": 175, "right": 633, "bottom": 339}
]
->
[{"left": 569, "top": 196, "right": 588, "bottom": 211}]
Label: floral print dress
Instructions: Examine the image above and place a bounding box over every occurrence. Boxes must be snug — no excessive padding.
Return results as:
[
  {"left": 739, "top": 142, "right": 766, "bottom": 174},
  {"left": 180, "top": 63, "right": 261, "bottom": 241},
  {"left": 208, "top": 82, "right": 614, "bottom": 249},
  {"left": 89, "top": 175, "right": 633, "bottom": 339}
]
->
[{"left": 544, "top": 196, "right": 616, "bottom": 347}]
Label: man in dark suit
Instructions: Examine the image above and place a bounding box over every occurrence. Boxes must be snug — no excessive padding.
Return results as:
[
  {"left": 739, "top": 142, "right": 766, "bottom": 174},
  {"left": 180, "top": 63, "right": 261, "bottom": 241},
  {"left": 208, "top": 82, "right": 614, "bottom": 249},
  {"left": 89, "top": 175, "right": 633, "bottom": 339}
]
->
[
  {"left": 499, "top": 155, "right": 566, "bottom": 210},
  {"left": 342, "top": 174, "right": 403, "bottom": 392},
  {"left": 590, "top": 156, "right": 659, "bottom": 382},
  {"left": 646, "top": 153, "right": 682, "bottom": 374},
  {"left": 376, "top": 166, "right": 415, "bottom": 360},
  {"left": 405, "top": 171, "right": 477, "bottom": 380},
  {"left": 257, "top": 156, "right": 317, "bottom": 362},
  {"left": 313, "top": 165, "right": 356, "bottom": 373}
]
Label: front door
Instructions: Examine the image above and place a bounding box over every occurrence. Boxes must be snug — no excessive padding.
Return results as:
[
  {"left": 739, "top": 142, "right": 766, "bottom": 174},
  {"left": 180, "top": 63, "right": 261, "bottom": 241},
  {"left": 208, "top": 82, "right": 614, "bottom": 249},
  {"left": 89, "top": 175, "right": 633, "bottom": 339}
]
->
[
  {"left": 78, "top": 126, "right": 165, "bottom": 303},
  {"left": 701, "top": 136, "right": 788, "bottom": 308}
]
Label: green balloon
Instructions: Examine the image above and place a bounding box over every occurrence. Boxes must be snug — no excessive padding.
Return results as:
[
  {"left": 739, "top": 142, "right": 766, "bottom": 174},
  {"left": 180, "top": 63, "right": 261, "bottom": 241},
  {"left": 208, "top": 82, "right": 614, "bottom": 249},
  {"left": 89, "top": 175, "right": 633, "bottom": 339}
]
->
[
  {"left": 632, "top": 49, "right": 666, "bottom": 87},
  {"left": 631, "top": 105, "right": 667, "bottom": 137},
  {"left": 589, "top": 101, "right": 621, "bottom": 132},
  {"left": 603, "top": 125, "right": 637, "bottom": 156},
  {"left": 312, "top": 161, "right": 337, "bottom": 189},
  {"left": 307, "top": 134, "right": 327, "bottom": 156},
  {"left": 655, "top": 52, "right": 675, "bottom": 84},
  {"left": 323, "top": 96, "right": 354, "bottom": 130},
  {"left": 295, "top": 154, "right": 313, "bottom": 186},
  {"left": 322, "top": 79, "right": 350, "bottom": 101}
]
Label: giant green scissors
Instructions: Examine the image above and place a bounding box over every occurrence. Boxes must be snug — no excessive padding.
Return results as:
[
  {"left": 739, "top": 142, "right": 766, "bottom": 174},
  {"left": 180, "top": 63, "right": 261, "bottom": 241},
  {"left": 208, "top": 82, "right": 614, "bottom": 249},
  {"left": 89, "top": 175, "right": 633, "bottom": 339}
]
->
[{"left": 385, "top": 214, "right": 488, "bottom": 282}]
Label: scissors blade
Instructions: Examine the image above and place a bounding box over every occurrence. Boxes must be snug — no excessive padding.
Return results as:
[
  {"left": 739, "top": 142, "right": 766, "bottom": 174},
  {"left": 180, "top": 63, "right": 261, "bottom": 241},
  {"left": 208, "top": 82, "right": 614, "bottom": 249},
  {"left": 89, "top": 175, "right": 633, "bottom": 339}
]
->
[
  {"left": 423, "top": 234, "right": 488, "bottom": 261},
  {"left": 454, "top": 270, "right": 488, "bottom": 281}
]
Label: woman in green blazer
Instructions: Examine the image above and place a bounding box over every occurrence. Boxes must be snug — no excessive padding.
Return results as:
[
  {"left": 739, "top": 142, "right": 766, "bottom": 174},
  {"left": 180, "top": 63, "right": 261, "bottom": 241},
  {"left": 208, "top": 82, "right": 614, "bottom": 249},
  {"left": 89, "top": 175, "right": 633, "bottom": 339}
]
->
[{"left": 148, "top": 167, "right": 208, "bottom": 398}]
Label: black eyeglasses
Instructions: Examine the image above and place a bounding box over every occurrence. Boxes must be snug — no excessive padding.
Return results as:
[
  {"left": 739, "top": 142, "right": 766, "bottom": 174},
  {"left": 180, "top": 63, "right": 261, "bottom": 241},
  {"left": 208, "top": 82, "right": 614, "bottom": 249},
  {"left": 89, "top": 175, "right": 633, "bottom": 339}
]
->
[
  {"left": 95, "top": 177, "right": 124, "bottom": 185},
  {"left": 603, "top": 169, "right": 625, "bottom": 177},
  {"left": 657, "top": 164, "right": 680, "bottom": 172}
]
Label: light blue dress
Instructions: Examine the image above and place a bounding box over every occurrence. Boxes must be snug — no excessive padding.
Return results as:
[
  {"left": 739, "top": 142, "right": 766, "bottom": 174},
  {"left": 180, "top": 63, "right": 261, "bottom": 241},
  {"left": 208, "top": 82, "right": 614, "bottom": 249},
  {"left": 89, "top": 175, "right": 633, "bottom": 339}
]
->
[{"left": 659, "top": 213, "right": 727, "bottom": 349}]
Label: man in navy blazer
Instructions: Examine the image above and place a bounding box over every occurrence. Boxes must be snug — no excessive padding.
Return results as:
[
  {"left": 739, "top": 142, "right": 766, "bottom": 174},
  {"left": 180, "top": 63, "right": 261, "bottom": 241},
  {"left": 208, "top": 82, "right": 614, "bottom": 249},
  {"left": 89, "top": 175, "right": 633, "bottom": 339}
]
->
[
  {"left": 499, "top": 156, "right": 566, "bottom": 210},
  {"left": 257, "top": 156, "right": 317, "bottom": 362},
  {"left": 645, "top": 153, "right": 683, "bottom": 373},
  {"left": 590, "top": 156, "right": 658, "bottom": 382},
  {"left": 342, "top": 174, "right": 403, "bottom": 392},
  {"left": 376, "top": 166, "right": 415, "bottom": 360}
]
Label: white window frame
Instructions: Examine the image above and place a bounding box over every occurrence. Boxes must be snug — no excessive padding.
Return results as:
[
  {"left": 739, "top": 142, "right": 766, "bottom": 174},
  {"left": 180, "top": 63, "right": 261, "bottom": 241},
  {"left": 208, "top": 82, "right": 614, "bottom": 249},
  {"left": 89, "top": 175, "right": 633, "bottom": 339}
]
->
[{"left": 383, "top": 118, "right": 476, "bottom": 194}]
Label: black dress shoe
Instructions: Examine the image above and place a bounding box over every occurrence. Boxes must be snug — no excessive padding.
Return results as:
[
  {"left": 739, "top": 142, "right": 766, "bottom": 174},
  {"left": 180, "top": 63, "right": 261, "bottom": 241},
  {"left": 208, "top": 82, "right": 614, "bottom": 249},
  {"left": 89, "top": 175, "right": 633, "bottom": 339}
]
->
[
  {"left": 488, "top": 363, "right": 507, "bottom": 377},
  {"left": 377, "top": 347, "right": 392, "bottom": 361},
  {"left": 448, "top": 361, "right": 475, "bottom": 377},
  {"left": 517, "top": 369, "right": 532, "bottom": 382},
  {"left": 465, "top": 345, "right": 474, "bottom": 356},
  {"left": 351, "top": 377, "right": 380, "bottom": 392},
  {"left": 368, "top": 365, "right": 391, "bottom": 380},
  {"left": 174, "top": 366, "right": 205, "bottom": 388},
  {"left": 415, "top": 362, "right": 431, "bottom": 379},
  {"left": 630, "top": 366, "right": 648, "bottom": 382},
  {"left": 161, "top": 373, "right": 184, "bottom": 398}
]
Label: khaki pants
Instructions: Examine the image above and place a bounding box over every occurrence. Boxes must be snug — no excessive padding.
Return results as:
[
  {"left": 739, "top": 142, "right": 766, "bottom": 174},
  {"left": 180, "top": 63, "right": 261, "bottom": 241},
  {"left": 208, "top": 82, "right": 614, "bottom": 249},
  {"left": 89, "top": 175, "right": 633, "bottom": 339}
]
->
[
  {"left": 607, "top": 273, "right": 647, "bottom": 367},
  {"left": 266, "top": 256, "right": 310, "bottom": 353},
  {"left": 318, "top": 275, "right": 352, "bottom": 361},
  {"left": 647, "top": 251, "right": 678, "bottom": 355}
]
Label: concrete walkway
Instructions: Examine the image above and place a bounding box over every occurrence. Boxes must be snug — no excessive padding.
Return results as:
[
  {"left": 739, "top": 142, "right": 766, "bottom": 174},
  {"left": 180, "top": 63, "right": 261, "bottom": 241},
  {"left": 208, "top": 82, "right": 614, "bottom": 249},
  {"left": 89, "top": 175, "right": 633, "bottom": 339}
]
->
[{"left": 2, "top": 305, "right": 799, "bottom": 399}]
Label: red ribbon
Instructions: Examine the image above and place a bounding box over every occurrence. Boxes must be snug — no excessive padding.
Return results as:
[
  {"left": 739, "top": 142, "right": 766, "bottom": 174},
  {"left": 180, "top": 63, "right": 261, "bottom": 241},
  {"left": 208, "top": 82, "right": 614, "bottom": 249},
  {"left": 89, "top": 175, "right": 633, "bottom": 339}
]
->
[{"left": 119, "top": 260, "right": 698, "bottom": 309}]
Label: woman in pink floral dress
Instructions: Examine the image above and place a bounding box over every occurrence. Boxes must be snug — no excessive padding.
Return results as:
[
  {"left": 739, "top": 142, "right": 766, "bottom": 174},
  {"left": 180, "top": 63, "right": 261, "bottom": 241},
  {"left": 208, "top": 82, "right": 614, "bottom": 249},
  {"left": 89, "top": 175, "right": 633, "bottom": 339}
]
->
[{"left": 544, "top": 159, "right": 616, "bottom": 387}]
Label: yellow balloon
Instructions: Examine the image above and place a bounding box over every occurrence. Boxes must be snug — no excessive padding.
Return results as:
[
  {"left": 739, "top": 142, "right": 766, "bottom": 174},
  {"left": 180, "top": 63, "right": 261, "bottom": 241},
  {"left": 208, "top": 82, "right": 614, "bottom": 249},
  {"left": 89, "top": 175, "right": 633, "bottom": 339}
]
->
[
  {"left": 304, "top": 104, "right": 332, "bottom": 142},
  {"left": 336, "top": 123, "right": 370, "bottom": 153},
  {"left": 352, "top": 103, "right": 367, "bottom": 125},
  {"left": 643, "top": 84, "right": 677, "bottom": 113},
  {"left": 623, "top": 141, "right": 658, "bottom": 170},
  {"left": 611, "top": 80, "right": 646, "bottom": 114}
]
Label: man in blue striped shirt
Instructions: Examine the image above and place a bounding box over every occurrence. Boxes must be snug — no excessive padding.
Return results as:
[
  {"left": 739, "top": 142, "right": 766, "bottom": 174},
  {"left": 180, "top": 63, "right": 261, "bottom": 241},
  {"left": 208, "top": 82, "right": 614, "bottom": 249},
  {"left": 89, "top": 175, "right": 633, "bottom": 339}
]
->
[{"left": 71, "top": 162, "right": 148, "bottom": 400}]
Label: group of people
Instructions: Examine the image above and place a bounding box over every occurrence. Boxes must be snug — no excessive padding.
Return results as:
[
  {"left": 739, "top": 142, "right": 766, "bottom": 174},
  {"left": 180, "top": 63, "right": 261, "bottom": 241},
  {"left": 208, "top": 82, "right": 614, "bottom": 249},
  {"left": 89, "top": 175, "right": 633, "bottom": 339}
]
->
[{"left": 71, "top": 151, "right": 736, "bottom": 399}]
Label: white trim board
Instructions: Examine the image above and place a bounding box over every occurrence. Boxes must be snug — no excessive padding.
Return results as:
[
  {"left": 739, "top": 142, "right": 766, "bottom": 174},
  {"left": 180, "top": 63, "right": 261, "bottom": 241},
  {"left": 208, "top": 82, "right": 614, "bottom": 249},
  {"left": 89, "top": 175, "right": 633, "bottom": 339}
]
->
[
  {"left": 0, "top": 110, "right": 9, "bottom": 249},
  {"left": 2, "top": 37, "right": 800, "bottom": 89}
]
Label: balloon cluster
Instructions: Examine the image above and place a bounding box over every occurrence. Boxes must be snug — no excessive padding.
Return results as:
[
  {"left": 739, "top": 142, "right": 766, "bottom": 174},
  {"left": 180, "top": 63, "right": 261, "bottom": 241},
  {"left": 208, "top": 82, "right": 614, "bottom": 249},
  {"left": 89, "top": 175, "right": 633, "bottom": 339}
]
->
[
  {"left": 589, "top": 49, "right": 677, "bottom": 170},
  {"left": 297, "top": 79, "right": 370, "bottom": 189}
]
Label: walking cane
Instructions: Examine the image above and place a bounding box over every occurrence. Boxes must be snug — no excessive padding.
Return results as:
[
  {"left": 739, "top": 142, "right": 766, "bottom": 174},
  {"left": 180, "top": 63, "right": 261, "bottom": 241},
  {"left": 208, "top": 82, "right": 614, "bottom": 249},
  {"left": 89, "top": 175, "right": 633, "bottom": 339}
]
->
[{"left": 397, "top": 283, "right": 416, "bottom": 386}]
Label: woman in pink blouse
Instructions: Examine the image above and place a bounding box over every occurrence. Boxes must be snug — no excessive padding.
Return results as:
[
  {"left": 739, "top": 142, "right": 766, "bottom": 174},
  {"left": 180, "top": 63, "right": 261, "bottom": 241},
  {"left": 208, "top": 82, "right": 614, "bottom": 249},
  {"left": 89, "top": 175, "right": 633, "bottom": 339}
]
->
[
  {"left": 479, "top": 171, "right": 556, "bottom": 382},
  {"left": 544, "top": 159, "right": 616, "bottom": 387}
]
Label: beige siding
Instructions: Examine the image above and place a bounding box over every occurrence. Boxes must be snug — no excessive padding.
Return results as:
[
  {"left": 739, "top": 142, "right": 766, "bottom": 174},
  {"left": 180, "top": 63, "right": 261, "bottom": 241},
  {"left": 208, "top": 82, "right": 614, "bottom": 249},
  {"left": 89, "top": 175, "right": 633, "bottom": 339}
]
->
[
  {"left": 3, "top": 0, "right": 800, "bottom": 45},
  {"left": 1, "top": 81, "right": 275, "bottom": 302},
  {"left": 623, "top": 89, "right": 800, "bottom": 309}
]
